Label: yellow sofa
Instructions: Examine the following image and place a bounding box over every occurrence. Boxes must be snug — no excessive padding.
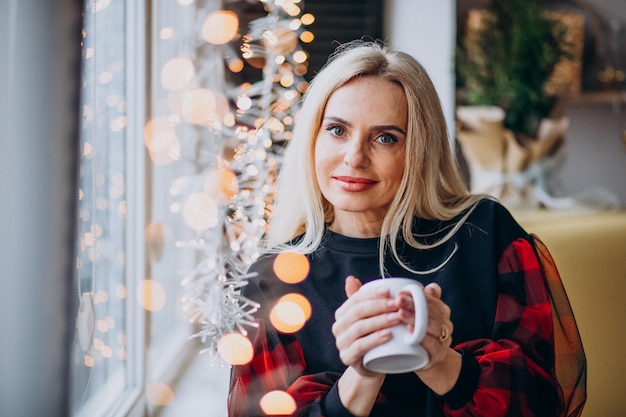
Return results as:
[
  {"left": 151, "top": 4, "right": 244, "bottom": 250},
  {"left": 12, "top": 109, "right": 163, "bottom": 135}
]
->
[{"left": 513, "top": 209, "right": 626, "bottom": 417}]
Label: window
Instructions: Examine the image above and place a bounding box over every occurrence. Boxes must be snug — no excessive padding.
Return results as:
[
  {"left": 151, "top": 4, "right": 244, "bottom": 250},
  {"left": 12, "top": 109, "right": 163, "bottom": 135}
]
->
[
  {"left": 70, "top": 1, "right": 311, "bottom": 415},
  {"left": 71, "top": 1, "right": 140, "bottom": 416}
]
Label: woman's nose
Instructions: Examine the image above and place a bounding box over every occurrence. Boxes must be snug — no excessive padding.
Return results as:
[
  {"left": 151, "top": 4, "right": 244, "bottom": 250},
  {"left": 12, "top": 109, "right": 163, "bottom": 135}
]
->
[{"left": 343, "top": 137, "right": 369, "bottom": 168}]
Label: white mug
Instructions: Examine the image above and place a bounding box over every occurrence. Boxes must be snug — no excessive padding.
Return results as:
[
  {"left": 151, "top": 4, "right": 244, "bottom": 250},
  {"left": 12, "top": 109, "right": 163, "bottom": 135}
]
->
[{"left": 361, "top": 277, "right": 429, "bottom": 374}]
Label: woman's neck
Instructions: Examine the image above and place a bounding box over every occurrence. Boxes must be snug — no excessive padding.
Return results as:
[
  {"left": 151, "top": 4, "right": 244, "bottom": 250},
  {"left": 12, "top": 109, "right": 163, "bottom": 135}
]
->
[{"left": 328, "top": 217, "right": 383, "bottom": 238}]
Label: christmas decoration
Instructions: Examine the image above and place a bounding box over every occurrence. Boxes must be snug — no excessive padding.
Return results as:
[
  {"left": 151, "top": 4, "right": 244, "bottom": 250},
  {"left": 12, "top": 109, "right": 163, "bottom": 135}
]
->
[{"left": 169, "top": 0, "right": 312, "bottom": 361}]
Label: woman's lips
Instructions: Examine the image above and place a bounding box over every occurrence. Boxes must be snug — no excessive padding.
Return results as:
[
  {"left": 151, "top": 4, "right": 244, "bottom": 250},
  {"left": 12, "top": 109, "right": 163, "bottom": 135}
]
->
[{"left": 333, "top": 176, "right": 377, "bottom": 192}]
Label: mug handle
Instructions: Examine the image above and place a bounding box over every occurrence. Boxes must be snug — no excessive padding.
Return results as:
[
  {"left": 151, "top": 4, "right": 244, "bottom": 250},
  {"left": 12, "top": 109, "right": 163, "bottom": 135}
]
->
[{"left": 401, "top": 284, "right": 428, "bottom": 346}]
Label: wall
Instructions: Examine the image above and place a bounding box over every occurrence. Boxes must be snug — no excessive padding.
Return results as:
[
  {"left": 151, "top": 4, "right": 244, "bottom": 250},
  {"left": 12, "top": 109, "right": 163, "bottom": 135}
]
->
[
  {"left": 558, "top": 0, "right": 626, "bottom": 204},
  {"left": 0, "top": 1, "right": 81, "bottom": 416},
  {"left": 384, "top": 0, "right": 457, "bottom": 141}
]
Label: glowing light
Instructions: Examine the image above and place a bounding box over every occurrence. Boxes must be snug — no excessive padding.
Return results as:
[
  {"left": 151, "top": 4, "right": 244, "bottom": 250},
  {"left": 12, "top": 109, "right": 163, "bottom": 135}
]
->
[
  {"left": 83, "top": 142, "right": 93, "bottom": 157},
  {"left": 160, "top": 27, "right": 173, "bottom": 39},
  {"left": 115, "top": 285, "right": 127, "bottom": 299},
  {"left": 228, "top": 58, "right": 244, "bottom": 73},
  {"left": 263, "top": 27, "right": 298, "bottom": 56},
  {"left": 217, "top": 332, "right": 254, "bottom": 365},
  {"left": 84, "top": 355, "right": 95, "bottom": 367},
  {"left": 98, "top": 71, "right": 113, "bottom": 84},
  {"left": 181, "top": 88, "right": 217, "bottom": 125},
  {"left": 223, "top": 112, "right": 236, "bottom": 127},
  {"left": 182, "top": 192, "right": 218, "bottom": 231},
  {"left": 259, "top": 390, "right": 297, "bottom": 415},
  {"left": 287, "top": 6, "right": 301, "bottom": 16},
  {"left": 301, "top": 13, "right": 315, "bottom": 25},
  {"left": 273, "top": 252, "right": 309, "bottom": 283},
  {"left": 97, "top": 319, "right": 109, "bottom": 333},
  {"left": 201, "top": 10, "right": 239, "bottom": 45},
  {"left": 236, "top": 95, "right": 252, "bottom": 111},
  {"left": 293, "top": 50, "right": 308, "bottom": 64},
  {"left": 270, "top": 298, "right": 307, "bottom": 333},
  {"left": 101, "top": 346, "right": 113, "bottom": 358},
  {"left": 279, "top": 293, "right": 311, "bottom": 321},
  {"left": 145, "top": 222, "right": 172, "bottom": 262},
  {"left": 288, "top": 19, "right": 301, "bottom": 31},
  {"left": 280, "top": 73, "right": 294, "bottom": 88},
  {"left": 146, "top": 383, "right": 175, "bottom": 406},
  {"left": 144, "top": 117, "right": 175, "bottom": 148},
  {"left": 137, "top": 280, "right": 166, "bottom": 312},
  {"left": 204, "top": 168, "right": 239, "bottom": 204},
  {"left": 300, "top": 31, "right": 314, "bottom": 43},
  {"left": 161, "top": 56, "right": 195, "bottom": 91},
  {"left": 148, "top": 130, "right": 181, "bottom": 165},
  {"left": 110, "top": 116, "right": 127, "bottom": 132}
]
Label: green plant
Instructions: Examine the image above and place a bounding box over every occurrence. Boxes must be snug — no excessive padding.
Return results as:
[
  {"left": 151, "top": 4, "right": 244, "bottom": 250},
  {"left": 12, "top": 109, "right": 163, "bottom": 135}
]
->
[{"left": 456, "top": 0, "right": 570, "bottom": 137}]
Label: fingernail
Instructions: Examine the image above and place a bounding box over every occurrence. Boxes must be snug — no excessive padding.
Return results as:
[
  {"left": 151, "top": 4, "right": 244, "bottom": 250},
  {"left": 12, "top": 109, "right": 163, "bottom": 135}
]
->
[
  {"left": 387, "top": 312, "right": 399, "bottom": 321},
  {"left": 386, "top": 299, "right": 396, "bottom": 308}
]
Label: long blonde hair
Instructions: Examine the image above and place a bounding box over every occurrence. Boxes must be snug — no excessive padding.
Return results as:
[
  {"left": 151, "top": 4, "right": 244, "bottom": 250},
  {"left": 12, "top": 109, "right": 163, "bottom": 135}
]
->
[{"left": 266, "top": 40, "right": 484, "bottom": 276}]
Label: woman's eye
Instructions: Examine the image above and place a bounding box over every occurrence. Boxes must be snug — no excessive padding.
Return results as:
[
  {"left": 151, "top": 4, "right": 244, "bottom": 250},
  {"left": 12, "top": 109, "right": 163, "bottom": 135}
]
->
[
  {"left": 326, "top": 125, "right": 346, "bottom": 137},
  {"left": 376, "top": 133, "right": 398, "bottom": 144}
]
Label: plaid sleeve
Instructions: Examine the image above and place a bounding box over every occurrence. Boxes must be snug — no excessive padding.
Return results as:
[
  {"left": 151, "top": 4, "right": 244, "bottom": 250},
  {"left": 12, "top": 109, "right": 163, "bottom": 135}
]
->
[
  {"left": 444, "top": 237, "right": 564, "bottom": 417},
  {"left": 531, "top": 234, "right": 587, "bottom": 417},
  {"left": 228, "top": 319, "right": 342, "bottom": 417}
]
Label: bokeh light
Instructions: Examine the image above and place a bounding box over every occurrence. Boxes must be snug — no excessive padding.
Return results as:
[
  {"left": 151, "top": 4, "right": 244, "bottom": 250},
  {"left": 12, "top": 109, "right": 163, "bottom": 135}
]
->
[
  {"left": 293, "top": 50, "right": 308, "bottom": 64},
  {"left": 137, "top": 280, "right": 166, "bottom": 312},
  {"left": 299, "top": 30, "right": 314, "bottom": 43},
  {"left": 182, "top": 192, "right": 218, "bottom": 231},
  {"left": 204, "top": 167, "right": 239, "bottom": 204},
  {"left": 217, "top": 332, "right": 254, "bottom": 365},
  {"left": 278, "top": 293, "right": 311, "bottom": 321},
  {"left": 270, "top": 298, "right": 306, "bottom": 333},
  {"left": 201, "top": 10, "right": 239, "bottom": 45},
  {"left": 148, "top": 130, "right": 181, "bottom": 166},
  {"left": 273, "top": 251, "right": 309, "bottom": 283},
  {"left": 259, "top": 390, "right": 297, "bottom": 415},
  {"left": 160, "top": 56, "right": 195, "bottom": 91},
  {"left": 301, "top": 13, "right": 315, "bottom": 25},
  {"left": 146, "top": 383, "right": 175, "bottom": 406},
  {"left": 180, "top": 88, "right": 217, "bottom": 125},
  {"left": 144, "top": 117, "right": 175, "bottom": 148},
  {"left": 263, "top": 27, "right": 299, "bottom": 56},
  {"left": 145, "top": 222, "right": 173, "bottom": 262}
]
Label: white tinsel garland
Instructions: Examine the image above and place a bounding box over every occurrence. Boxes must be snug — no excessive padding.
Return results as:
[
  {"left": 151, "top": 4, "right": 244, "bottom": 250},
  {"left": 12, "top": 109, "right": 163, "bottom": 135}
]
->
[{"left": 179, "top": 0, "right": 309, "bottom": 360}]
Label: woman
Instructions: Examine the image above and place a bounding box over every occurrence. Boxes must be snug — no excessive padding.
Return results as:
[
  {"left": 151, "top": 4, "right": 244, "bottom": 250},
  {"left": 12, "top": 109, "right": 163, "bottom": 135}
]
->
[{"left": 228, "top": 41, "right": 585, "bottom": 417}]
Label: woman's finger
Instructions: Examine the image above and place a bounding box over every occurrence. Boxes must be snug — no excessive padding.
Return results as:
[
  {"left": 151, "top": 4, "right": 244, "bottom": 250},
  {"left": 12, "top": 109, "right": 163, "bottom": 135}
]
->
[
  {"left": 424, "top": 282, "right": 442, "bottom": 298},
  {"left": 344, "top": 275, "right": 362, "bottom": 297}
]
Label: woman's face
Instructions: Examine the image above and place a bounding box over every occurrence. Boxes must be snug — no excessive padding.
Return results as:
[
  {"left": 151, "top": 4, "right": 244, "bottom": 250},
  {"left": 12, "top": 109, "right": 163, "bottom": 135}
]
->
[{"left": 314, "top": 76, "right": 408, "bottom": 234}]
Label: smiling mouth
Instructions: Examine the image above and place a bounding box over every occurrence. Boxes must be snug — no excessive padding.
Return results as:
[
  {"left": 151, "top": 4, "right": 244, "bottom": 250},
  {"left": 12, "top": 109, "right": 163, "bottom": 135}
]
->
[{"left": 333, "top": 176, "right": 377, "bottom": 191}]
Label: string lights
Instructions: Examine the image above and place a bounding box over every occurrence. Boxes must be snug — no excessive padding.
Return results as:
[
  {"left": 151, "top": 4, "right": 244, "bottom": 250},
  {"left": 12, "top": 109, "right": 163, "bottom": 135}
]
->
[{"left": 158, "top": 0, "right": 315, "bottom": 362}]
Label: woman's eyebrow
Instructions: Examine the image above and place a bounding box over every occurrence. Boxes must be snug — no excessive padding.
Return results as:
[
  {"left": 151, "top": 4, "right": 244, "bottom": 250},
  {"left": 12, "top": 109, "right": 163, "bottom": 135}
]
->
[
  {"left": 372, "top": 125, "right": 406, "bottom": 135},
  {"left": 323, "top": 116, "right": 351, "bottom": 126}
]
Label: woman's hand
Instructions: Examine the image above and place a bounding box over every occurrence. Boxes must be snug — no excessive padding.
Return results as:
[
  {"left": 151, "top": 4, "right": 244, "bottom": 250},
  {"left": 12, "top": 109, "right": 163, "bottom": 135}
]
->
[
  {"left": 332, "top": 276, "right": 401, "bottom": 416},
  {"left": 332, "top": 275, "right": 403, "bottom": 377},
  {"left": 395, "top": 282, "right": 461, "bottom": 394},
  {"left": 395, "top": 282, "right": 454, "bottom": 366}
]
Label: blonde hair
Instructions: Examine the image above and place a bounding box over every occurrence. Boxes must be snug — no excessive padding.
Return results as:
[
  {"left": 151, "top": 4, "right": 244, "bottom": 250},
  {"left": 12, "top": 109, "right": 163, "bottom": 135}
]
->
[{"left": 266, "top": 40, "right": 484, "bottom": 276}]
